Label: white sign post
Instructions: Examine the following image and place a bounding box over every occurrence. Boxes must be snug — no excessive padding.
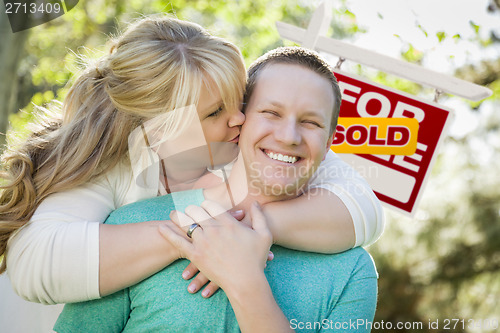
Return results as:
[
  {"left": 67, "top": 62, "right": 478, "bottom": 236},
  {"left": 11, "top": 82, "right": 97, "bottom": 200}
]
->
[{"left": 276, "top": 2, "right": 492, "bottom": 102}]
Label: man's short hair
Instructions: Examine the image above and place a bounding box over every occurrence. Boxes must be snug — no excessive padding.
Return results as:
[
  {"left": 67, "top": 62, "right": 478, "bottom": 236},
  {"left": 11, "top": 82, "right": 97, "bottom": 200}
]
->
[{"left": 245, "top": 46, "right": 341, "bottom": 136}]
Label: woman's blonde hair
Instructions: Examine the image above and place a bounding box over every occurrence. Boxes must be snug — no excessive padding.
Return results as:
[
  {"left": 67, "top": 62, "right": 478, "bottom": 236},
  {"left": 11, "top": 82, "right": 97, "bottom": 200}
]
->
[{"left": 0, "top": 15, "right": 246, "bottom": 273}]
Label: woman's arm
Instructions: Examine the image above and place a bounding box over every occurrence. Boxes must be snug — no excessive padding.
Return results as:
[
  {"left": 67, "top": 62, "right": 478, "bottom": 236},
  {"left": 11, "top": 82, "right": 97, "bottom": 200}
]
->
[
  {"left": 98, "top": 222, "right": 180, "bottom": 297},
  {"left": 161, "top": 201, "right": 293, "bottom": 332},
  {"left": 263, "top": 188, "right": 355, "bottom": 253},
  {"left": 264, "top": 150, "right": 384, "bottom": 253},
  {"left": 6, "top": 166, "right": 182, "bottom": 304},
  {"left": 6, "top": 189, "right": 180, "bottom": 304}
]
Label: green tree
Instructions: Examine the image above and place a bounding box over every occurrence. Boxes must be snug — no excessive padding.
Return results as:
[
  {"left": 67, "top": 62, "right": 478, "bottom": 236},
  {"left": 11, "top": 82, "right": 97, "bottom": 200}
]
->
[{"left": 0, "top": 8, "right": 31, "bottom": 147}]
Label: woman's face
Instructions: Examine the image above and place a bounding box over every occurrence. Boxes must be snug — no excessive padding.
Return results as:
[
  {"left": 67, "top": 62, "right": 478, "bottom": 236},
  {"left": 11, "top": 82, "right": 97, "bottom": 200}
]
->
[
  {"left": 131, "top": 78, "right": 245, "bottom": 191},
  {"left": 197, "top": 78, "right": 245, "bottom": 145},
  {"left": 197, "top": 78, "right": 245, "bottom": 166}
]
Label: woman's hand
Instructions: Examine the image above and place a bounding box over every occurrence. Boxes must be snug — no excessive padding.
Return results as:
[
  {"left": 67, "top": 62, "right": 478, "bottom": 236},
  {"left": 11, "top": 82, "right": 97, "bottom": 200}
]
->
[
  {"left": 158, "top": 201, "right": 272, "bottom": 293},
  {"left": 182, "top": 249, "right": 275, "bottom": 298},
  {"left": 179, "top": 207, "right": 274, "bottom": 298},
  {"left": 180, "top": 208, "right": 245, "bottom": 298}
]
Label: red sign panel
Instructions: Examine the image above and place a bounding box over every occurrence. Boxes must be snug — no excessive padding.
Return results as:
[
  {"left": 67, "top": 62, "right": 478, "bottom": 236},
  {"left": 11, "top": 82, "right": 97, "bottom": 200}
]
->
[{"left": 332, "top": 70, "right": 452, "bottom": 216}]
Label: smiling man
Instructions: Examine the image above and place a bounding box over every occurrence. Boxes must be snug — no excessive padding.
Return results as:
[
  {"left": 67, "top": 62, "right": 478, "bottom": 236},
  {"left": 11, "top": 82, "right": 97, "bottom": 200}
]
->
[
  {"left": 240, "top": 49, "right": 341, "bottom": 201},
  {"left": 55, "top": 47, "right": 378, "bottom": 333}
]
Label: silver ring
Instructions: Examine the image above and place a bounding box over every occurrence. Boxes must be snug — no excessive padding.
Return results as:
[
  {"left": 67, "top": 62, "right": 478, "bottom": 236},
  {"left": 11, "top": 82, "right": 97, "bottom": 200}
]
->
[{"left": 187, "top": 223, "right": 202, "bottom": 238}]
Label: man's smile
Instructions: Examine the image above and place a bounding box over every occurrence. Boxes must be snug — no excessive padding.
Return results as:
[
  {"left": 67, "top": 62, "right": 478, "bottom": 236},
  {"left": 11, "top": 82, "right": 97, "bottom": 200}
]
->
[{"left": 262, "top": 149, "right": 301, "bottom": 164}]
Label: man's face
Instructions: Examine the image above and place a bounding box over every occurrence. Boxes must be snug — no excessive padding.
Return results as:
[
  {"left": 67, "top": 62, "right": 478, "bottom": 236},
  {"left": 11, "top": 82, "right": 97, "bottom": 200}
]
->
[{"left": 240, "top": 63, "right": 335, "bottom": 200}]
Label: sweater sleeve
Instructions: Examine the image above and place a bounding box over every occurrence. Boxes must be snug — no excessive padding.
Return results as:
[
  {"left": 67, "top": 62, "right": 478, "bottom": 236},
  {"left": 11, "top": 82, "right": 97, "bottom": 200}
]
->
[
  {"left": 5, "top": 174, "right": 120, "bottom": 304},
  {"left": 306, "top": 150, "right": 385, "bottom": 247}
]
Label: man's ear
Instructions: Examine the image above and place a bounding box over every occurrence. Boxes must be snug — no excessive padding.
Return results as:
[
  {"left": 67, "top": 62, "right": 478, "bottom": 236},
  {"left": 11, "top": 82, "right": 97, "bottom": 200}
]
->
[{"left": 323, "top": 130, "right": 336, "bottom": 161}]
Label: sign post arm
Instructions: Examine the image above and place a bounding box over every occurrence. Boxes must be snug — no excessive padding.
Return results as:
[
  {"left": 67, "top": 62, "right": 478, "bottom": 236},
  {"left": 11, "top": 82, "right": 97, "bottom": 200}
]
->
[
  {"left": 276, "top": 21, "right": 492, "bottom": 102},
  {"left": 301, "top": 1, "right": 332, "bottom": 49}
]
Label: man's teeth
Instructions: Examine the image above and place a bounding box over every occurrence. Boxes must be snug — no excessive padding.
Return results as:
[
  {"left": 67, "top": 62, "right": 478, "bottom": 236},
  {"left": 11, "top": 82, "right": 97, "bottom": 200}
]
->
[{"left": 266, "top": 151, "right": 298, "bottom": 163}]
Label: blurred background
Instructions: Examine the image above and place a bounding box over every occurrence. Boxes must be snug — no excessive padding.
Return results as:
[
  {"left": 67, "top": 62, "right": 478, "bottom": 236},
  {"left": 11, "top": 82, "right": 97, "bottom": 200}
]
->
[{"left": 1, "top": 0, "right": 499, "bottom": 331}]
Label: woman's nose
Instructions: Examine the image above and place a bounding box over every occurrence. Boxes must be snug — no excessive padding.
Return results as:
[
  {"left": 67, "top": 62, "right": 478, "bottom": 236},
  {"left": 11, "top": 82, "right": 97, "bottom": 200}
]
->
[{"left": 228, "top": 109, "right": 245, "bottom": 127}]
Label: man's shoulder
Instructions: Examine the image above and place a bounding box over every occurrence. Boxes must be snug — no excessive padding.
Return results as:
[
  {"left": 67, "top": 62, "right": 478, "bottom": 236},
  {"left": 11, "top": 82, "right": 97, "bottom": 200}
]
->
[
  {"left": 105, "top": 189, "right": 205, "bottom": 225},
  {"left": 265, "top": 246, "right": 378, "bottom": 323},
  {"left": 105, "top": 194, "right": 175, "bottom": 225},
  {"left": 325, "top": 247, "right": 378, "bottom": 280},
  {"left": 269, "top": 246, "right": 377, "bottom": 279},
  {"left": 54, "top": 289, "right": 129, "bottom": 333},
  {"left": 270, "top": 244, "right": 369, "bottom": 261}
]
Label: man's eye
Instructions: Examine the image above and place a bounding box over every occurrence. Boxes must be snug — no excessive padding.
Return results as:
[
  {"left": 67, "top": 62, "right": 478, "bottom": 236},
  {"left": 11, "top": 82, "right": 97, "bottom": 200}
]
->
[
  {"left": 303, "top": 120, "right": 322, "bottom": 127},
  {"left": 261, "top": 110, "right": 279, "bottom": 116},
  {"left": 207, "top": 106, "right": 224, "bottom": 118}
]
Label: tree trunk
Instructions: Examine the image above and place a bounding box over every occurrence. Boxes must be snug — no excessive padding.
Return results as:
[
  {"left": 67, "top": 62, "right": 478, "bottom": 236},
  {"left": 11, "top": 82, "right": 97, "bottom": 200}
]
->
[{"left": 0, "top": 8, "right": 30, "bottom": 150}]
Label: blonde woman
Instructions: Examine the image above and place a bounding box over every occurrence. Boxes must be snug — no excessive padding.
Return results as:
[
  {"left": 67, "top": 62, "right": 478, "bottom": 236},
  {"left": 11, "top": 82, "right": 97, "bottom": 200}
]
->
[{"left": 0, "top": 15, "right": 382, "bottom": 331}]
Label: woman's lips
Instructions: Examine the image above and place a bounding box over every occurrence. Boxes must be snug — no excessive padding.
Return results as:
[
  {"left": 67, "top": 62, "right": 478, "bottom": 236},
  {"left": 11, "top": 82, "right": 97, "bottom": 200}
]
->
[{"left": 229, "top": 135, "right": 239, "bottom": 143}]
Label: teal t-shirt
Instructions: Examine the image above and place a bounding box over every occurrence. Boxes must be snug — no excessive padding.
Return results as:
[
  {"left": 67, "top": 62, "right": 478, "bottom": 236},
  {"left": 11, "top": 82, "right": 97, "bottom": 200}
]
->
[{"left": 55, "top": 189, "right": 378, "bottom": 332}]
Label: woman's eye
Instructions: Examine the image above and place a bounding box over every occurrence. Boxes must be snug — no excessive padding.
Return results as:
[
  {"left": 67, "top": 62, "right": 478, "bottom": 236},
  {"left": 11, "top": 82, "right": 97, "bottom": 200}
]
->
[{"left": 207, "top": 106, "right": 224, "bottom": 118}]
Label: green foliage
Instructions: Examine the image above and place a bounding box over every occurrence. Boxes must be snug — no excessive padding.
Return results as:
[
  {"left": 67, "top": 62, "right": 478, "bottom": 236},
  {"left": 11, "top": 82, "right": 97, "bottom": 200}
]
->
[
  {"left": 8, "top": 108, "right": 35, "bottom": 143},
  {"left": 417, "top": 24, "right": 428, "bottom": 38},
  {"left": 469, "top": 20, "right": 480, "bottom": 35},
  {"left": 332, "top": 4, "right": 366, "bottom": 39},
  {"left": 436, "top": 31, "right": 446, "bottom": 43},
  {"left": 467, "top": 20, "right": 493, "bottom": 48},
  {"left": 401, "top": 43, "right": 424, "bottom": 64}
]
